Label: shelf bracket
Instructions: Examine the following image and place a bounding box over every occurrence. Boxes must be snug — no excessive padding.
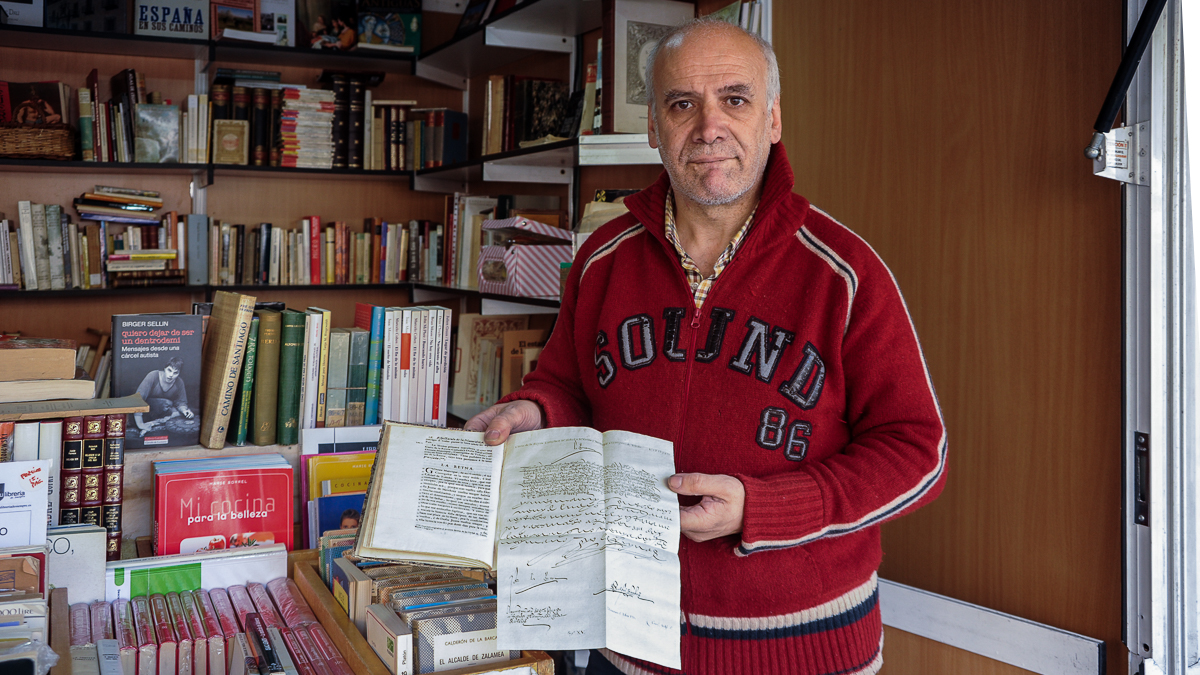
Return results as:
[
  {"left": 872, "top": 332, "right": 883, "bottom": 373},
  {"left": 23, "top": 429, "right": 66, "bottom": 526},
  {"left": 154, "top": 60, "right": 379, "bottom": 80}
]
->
[
  {"left": 1092, "top": 122, "right": 1149, "bottom": 185},
  {"left": 484, "top": 26, "right": 573, "bottom": 53},
  {"left": 482, "top": 298, "right": 560, "bottom": 315},
  {"left": 482, "top": 163, "right": 571, "bottom": 183},
  {"left": 412, "top": 173, "right": 469, "bottom": 193},
  {"left": 414, "top": 61, "right": 469, "bottom": 90}
]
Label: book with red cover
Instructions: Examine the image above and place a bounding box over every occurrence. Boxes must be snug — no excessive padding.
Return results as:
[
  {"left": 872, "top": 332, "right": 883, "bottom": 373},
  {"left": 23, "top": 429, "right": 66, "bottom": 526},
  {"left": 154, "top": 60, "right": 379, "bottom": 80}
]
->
[
  {"left": 80, "top": 415, "right": 105, "bottom": 528},
  {"left": 103, "top": 413, "right": 124, "bottom": 560},
  {"left": 309, "top": 215, "right": 322, "bottom": 285},
  {"left": 60, "top": 416, "right": 83, "bottom": 525},
  {"left": 152, "top": 454, "right": 294, "bottom": 555}
]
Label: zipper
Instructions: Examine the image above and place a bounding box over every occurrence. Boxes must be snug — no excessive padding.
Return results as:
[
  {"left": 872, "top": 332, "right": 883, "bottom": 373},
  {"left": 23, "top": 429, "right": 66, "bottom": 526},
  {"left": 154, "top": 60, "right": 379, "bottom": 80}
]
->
[{"left": 679, "top": 304, "right": 700, "bottom": 644}]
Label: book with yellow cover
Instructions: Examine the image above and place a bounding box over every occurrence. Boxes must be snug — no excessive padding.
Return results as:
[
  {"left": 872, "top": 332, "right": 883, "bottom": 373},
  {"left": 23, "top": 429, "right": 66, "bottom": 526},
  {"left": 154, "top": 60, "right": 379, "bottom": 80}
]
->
[
  {"left": 198, "top": 291, "right": 257, "bottom": 448},
  {"left": 306, "top": 451, "right": 376, "bottom": 501}
]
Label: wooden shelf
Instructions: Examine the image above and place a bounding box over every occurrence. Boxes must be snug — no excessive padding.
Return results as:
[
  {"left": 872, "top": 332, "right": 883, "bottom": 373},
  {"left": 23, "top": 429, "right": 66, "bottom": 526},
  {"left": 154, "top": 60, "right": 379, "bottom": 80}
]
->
[
  {"left": 0, "top": 24, "right": 416, "bottom": 72},
  {"left": 0, "top": 285, "right": 206, "bottom": 299},
  {"left": 0, "top": 158, "right": 208, "bottom": 175},
  {"left": 416, "top": 0, "right": 602, "bottom": 87},
  {"left": 210, "top": 164, "right": 413, "bottom": 181}
]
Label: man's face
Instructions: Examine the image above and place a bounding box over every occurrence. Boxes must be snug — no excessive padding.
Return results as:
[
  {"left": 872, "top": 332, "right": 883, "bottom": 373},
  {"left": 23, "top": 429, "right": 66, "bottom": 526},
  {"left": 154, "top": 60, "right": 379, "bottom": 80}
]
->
[
  {"left": 164, "top": 366, "right": 179, "bottom": 385},
  {"left": 648, "top": 27, "right": 782, "bottom": 208}
]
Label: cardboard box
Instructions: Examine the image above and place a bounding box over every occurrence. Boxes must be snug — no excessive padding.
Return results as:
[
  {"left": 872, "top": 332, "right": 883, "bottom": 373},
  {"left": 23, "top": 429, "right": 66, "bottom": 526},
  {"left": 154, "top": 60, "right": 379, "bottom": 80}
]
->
[{"left": 478, "top": 217, "right": 572, "bottom": 298}]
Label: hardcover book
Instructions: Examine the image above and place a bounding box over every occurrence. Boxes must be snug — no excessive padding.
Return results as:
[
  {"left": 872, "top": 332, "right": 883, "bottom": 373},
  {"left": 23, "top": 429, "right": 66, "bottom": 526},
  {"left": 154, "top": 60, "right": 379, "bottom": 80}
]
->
[
  {"left": 251, "top": 310, "right": 281, "bottom": 446},
  {"left": 232, "top": 315, "right": 259, "bottom": 446},
  {"left": 198, "top": 291, "right": 256, "bottom": 449},
  {"left": 111, "top": 313, "right": 203, "bottom": 449},
  {"left": 152, "top": 454, "right": 293, "bottom": 555},
  {"left": 354, "top": 422, "right": 681, "bottom": 667},
  {"left": 0, "top": 338, "right": 77, "bottom": 382},
  {"left": 134, "top": 104, "right": 181, "bottom": 163},
  {"left": 275, "top": 310, "right": 306, "bottom": 446},
  {"left": 102, "top": 414, "right": 124, "bottom": 560}
]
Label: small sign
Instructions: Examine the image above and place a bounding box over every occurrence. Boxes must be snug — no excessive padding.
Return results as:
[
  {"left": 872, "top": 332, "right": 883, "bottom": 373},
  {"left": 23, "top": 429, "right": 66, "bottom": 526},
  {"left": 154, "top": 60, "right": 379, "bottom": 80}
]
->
[{"left": 133, "top": 0, "right": 207, "bottom": 39}]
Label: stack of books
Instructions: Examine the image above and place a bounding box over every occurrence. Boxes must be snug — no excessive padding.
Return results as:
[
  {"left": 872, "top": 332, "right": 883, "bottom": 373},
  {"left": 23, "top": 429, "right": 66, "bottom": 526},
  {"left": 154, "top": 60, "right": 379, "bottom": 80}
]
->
[
  {"left": 0, "top": 338, "right": 93, "bottom": 404},
  {"left": 151, "top": 454, "right": 293, "bottom": 555},
  {"left": 280, "top": 87, "right": 335, "bottom": 169}
]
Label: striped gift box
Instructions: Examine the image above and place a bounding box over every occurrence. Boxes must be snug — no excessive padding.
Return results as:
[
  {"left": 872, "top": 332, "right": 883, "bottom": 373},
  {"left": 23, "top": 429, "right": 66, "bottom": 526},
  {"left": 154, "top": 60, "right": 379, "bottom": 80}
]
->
[{"left": 478, "top": 244, "right": 573, "bottom": 297}]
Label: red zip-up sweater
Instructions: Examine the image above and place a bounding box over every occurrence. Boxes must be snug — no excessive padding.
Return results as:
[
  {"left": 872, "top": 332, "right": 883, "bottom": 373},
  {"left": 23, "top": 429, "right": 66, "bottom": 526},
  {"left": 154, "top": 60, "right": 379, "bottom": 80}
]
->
[{"left": 503, "top": 143, "right": 947, "bottom": 675}]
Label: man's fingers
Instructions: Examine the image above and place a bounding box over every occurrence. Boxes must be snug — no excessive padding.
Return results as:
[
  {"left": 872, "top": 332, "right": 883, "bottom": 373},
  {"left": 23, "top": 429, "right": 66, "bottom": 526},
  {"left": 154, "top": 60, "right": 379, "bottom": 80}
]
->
[
  {"left": 464, "top": 400, "right": 544, "bottom": 445},
  {"left": 463, "top": 407, "right": 500, "bottom": 433},
  {"left": 668, "top": 472, "right": 736, "bottom": 498}
]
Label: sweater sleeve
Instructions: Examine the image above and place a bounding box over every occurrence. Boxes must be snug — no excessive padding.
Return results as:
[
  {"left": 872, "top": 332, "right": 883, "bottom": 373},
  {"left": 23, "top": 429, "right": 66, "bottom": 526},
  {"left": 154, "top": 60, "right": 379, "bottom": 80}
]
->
[
  {"left": 736, "top": 242, "right": 947, "bottom": 554},
  {"left": 497, "top": 252, "right": 593, "bottom": 429}
]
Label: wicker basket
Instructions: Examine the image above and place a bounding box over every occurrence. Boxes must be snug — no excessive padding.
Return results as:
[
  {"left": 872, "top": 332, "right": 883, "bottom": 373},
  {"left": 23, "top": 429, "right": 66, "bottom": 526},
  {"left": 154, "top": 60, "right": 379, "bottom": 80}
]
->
[{"left": 0, "top": 122, "right": 75, "bottom": 160}]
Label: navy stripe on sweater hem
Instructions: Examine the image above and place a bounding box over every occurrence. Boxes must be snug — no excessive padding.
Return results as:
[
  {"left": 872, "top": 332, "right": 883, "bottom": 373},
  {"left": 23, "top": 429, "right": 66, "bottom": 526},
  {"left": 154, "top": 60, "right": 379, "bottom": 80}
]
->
[{"left": 687, "top": 588, "right": 877, "bottom": 641}]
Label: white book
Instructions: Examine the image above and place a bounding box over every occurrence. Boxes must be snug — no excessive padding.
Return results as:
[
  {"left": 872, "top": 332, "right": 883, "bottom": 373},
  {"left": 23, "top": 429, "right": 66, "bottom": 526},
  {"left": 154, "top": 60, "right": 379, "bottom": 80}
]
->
[
  {"left": 12, "top": 422, "right": 39, "bottom": 461},
  {"left": 425, "top": 308, "right": 441, "bottom": 425},
  {"left": 438, "top": 306, "right": 451, "bottom": 428},
  {"left": 269, "top": 227, "right": 281, "bottom": 285},
  {"left": 297, "top": 312, "right": 310, "bottom": 429},
  {"left": 0, "top": 219, "right": 11, "bottom": 285},
  {"left": 301, "top": 218, "right": 311, "bottom": 285},
  {"left": 380, "top": 307, "right": 395, "bottom": 422},
  {"left": 46, "top": 524, "right": 106, "bottom": 602},
  {"left": 384, "top": 223, "right": 398, "bottom": 283},
  {"left": 30, "top": 203, "right": 50, "bottom": 290},
  {"left": 187, "top": 95, "right": 199, "bottom": 163},
  {"left": 412, "top": 308, "right": 428, "bottom": 425},
  {"left": 302, "top": 310, "right": 324, "bottom": 428},
  {"left": 38, "top": 420, "right": 61, "bottom": 526},
  {"left": 17, "top": 202, "right": 37, "bottom": 290}
]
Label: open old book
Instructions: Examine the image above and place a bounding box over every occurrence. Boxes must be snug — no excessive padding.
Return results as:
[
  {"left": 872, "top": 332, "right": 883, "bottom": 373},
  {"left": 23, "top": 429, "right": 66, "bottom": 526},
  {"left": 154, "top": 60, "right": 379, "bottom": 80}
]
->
[{"left": 355, "top": 422, "right": 682, "bottom": 669}]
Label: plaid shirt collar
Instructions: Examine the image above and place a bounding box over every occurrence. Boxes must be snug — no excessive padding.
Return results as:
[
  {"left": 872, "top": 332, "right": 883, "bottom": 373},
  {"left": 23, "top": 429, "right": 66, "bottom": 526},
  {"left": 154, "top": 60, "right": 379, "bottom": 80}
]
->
[{"left": 663, "top": 188, "right": 758, "bottom": 309}]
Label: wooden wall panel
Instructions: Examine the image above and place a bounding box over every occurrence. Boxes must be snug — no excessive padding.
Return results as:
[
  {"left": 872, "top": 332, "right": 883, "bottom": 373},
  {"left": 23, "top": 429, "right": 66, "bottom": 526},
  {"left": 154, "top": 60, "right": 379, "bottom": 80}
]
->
[
  {"left": 0, "top": 290, "right": 204, "bottom": 346},
  {"left": 773, "top": 0, "right": 1125, "bottom": 673},
  {"left": 880, "top": 628, "right": 1035, "bottom": 675}
]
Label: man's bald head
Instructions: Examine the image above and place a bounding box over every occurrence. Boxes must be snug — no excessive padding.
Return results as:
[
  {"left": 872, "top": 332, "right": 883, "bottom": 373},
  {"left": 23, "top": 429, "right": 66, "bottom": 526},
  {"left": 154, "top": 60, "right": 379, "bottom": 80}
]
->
[{"left": 644, "top": 18, "right": 779, "bottom": 120}]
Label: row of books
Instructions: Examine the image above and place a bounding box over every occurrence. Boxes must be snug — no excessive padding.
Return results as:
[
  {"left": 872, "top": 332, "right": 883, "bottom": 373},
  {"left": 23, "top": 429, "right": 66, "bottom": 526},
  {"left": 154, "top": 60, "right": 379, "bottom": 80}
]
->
[
  {"left": 13, "top": 0, "right": 422, "bottom": 55},
  {"left": 66, "top": 579, "right": 349, "bottom": 675}
]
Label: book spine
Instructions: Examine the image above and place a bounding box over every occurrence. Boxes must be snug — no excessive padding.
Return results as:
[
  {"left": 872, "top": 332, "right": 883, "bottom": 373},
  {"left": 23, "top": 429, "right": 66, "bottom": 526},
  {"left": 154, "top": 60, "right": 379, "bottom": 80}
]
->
[
  {"left": 331, "top": 75, "right": 349, "bottom": 169},
  {"left": 347, "top": 329, "right": 369, "bottom": 426},
  {"left": 252, "top": 311, "right": 281, "bottom": 446},
  {"left": 211, "top": 84, "right": 231, "bottom": 120},
  {"left": 59, "top": 417, "right": 83, "bottom": 525},
  {"left": 348, "top": 77, "right": 364, "bottom": 170},
  {"left": 103, "top": 414, "right": 125, "bottom": 561},
  {"left": 187, "top": 215, "right": 208, "bottom": 285},
  {"left": 31, "top": 203, "right": 51, "bottom": 290},
  {"left": 252, "top": 87, "right": 269, "bottom": 167},
  {"left": 270, "top": 88, "right": 282, "bottom": 168},
  {"left": 79, "top": 88, "right": 95, "bottom": 161},
  {"left": 199, "top": 292, "right": 258, "bottom": 449},
  {"left": 234, "top": 316, "right": 259, "bottom": 446},
  {"left": 309, "top": 216, "right": 321, "bottom": 285},
  {"left": 259, "top": 223, "right": 271, "bottom": 285},
  {"left": 80, "top": 415, "right": 105, "bottom": 528},
  {"left": 315, "top": 310, "right": 331, "bottom": 428},
  {"left": 276, "top": 311, "right": 306, "bottom": 446},
  {"left": 233, "top": 86, "right": 249, "bottom": 121}
]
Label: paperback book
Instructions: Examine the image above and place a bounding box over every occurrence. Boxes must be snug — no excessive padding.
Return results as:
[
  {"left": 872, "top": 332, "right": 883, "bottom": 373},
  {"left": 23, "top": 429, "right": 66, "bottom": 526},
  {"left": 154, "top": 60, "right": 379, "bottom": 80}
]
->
[{"left": 110, "top": 314, "right": 203, "bottom": 449}]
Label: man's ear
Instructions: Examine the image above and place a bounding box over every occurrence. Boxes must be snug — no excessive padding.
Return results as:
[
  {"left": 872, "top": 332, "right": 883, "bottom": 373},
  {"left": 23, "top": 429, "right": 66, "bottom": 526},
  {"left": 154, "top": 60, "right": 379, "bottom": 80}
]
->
[
  {"left": 647, "top": 106, "right": 659, "bottom": 148},
  {"left": 769, "top": 97, "right": 782, "bottom": 144}
]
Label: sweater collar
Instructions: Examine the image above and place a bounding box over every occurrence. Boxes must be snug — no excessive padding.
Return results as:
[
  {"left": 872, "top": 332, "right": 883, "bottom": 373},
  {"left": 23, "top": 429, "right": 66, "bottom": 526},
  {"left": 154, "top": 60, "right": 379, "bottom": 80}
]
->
[{"left": 624, "top": 142, "right": 804, "bottom": 249}]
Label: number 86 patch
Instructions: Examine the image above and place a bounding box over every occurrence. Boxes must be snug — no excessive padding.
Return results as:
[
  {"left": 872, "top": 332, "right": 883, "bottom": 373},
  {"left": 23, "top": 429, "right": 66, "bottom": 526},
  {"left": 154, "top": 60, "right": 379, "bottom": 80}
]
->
[{"left": 757, "top": 406, "right": 812, "bottom": 461}]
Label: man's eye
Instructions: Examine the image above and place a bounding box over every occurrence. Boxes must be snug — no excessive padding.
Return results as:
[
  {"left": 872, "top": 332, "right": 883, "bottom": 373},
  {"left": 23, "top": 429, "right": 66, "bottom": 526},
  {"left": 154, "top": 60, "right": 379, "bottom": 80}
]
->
[
  {"left": 673, "top": 101, "right": 692, "bottom": 110},
  {"left": 728, "top": 97, "right": 746, "bottom": 106}
]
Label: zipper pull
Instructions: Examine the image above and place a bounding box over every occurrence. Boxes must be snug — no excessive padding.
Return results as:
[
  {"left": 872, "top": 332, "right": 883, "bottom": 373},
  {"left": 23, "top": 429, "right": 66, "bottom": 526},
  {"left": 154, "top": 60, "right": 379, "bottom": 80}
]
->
[{"left": 691, "top": 306, "right": 702, "bottom": 329}]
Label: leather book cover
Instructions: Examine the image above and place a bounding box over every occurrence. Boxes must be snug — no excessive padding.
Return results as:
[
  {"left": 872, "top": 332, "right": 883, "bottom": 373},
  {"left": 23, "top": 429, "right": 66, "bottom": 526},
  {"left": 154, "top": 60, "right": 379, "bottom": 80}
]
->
[
  {"left": 251, "top": 87, "right": 269, "bottom": 167},
  {"left": 59, "top": 416, "right": 84, "bottom": 524},
  {"left": 251, "top": 309, "right": 281, "bottom": 446},
  {"left": 275, "top": 310, "right": 306, "bottom": 446},
  {"left": 104, "top": 412, "right": 123, "bottom": 561},
  {"left": 198, "top": 291, "right": 257, "bottom": 449},
  {"left": 80, "top": 414, "right": 105, "bottom": 527}
]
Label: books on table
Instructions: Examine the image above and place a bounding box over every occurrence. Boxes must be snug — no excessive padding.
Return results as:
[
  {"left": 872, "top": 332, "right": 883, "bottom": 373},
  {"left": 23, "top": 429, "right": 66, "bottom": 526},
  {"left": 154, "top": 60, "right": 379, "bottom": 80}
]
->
[{"left": 353, "top": 422, "right": 682, "bottom": 669}]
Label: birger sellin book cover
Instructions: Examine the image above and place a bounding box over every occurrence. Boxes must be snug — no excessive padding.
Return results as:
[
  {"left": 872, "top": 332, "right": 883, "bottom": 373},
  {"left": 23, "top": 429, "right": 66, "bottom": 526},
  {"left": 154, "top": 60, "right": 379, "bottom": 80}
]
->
[{"left": 110, "top": 313, "right": 203, "bottom": 449}]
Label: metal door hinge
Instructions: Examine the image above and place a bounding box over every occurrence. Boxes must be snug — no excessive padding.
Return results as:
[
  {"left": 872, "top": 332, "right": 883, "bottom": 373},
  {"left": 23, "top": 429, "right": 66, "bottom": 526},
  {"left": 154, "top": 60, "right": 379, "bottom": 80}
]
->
[
  {"left": 1135, "top": 432, "right": 1149, "bottom": 526},
  {"left": 1092, "top": 123, "right": 1149, "bottom": 185}
]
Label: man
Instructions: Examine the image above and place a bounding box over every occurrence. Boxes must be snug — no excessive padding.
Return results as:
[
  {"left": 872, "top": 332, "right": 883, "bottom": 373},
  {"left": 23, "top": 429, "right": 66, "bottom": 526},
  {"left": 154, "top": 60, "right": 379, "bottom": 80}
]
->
[{"left": 467, "top": 18, "right": 946, "bottom": 675}]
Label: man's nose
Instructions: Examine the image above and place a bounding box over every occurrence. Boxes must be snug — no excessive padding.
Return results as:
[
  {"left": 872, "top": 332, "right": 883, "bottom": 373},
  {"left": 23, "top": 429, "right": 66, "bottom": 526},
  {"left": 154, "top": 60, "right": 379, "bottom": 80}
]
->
[{"left": 693, "top": 101, "right": 727, "bottom": 144}]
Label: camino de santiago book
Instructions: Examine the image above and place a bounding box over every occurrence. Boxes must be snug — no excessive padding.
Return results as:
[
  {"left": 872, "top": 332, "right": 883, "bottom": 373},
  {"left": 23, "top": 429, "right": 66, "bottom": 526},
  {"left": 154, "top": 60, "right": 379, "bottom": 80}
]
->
[
  {"left": 152, "top": 454, "right": 293, "bottom": 555},
  {"left": 353, "top": 422, "right": 683, "bottom": 669},
  {"left": 110, "top": 313, "right": 203, "bottom": 449}
]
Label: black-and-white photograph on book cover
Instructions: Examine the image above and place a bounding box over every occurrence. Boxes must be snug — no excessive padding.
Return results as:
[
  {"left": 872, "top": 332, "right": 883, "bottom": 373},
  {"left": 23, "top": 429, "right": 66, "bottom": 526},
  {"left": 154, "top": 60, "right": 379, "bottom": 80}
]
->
[{"left": 111, "top": 313, "right": 203, "bottom": 449}]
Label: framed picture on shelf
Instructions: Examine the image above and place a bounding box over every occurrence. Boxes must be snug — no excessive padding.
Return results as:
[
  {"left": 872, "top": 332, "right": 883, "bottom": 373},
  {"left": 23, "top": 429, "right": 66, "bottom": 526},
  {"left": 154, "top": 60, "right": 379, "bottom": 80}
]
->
[{"left": 603, "top": 0, "right": 694, "bottom": 134}]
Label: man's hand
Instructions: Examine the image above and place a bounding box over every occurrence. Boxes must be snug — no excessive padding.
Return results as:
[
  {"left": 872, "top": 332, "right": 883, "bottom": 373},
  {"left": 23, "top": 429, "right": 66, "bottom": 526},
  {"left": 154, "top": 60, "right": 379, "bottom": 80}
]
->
[
  {"left": 669, "top": 473, "right": 746, "bottom": 542},
  {"left": 464, "top": 400, "right": 544, "bottom": 446}
]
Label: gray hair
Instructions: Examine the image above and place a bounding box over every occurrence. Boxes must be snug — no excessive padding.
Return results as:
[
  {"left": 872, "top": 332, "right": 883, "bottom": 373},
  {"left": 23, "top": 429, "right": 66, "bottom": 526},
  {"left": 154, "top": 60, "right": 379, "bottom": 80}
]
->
[{"left": 643, "top": 17, "right": 780, "bottom": 118}]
